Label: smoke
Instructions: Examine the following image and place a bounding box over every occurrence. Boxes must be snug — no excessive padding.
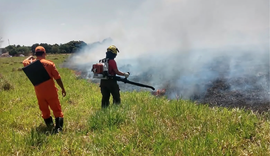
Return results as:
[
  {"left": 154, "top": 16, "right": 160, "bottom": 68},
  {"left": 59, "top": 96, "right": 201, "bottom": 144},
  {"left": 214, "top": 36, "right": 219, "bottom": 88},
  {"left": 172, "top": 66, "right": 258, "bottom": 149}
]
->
[{"left": 65, "top": 0, "right": 269, "bottom": 105}]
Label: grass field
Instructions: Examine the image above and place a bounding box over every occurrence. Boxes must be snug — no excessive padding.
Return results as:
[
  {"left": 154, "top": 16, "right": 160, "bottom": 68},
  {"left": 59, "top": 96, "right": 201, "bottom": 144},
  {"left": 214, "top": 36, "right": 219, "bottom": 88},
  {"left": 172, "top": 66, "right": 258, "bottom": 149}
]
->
[{"left": 1, "top": 54, "right": 270, "bottom": 155}]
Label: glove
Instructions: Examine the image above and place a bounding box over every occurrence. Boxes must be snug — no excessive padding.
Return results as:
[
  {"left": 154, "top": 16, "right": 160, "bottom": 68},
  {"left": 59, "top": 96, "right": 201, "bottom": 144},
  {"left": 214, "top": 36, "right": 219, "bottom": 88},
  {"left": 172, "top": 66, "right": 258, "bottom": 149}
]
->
[{"left": 124, "top": 72, "right": 130, "bottom": 78}]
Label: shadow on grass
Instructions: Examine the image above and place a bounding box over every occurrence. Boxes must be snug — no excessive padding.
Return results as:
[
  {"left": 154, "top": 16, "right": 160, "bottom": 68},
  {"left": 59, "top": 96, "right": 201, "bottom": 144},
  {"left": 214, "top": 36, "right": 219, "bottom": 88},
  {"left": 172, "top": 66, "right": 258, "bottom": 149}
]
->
[
  {"left": 24, "top": 123, "right": 64, "bottom": 149},
  {"left": 35, "top": 124, "right": 55, "bottom": 135},
  {"left": 24, "top": 124, "right": 51, "bottom": 148}
]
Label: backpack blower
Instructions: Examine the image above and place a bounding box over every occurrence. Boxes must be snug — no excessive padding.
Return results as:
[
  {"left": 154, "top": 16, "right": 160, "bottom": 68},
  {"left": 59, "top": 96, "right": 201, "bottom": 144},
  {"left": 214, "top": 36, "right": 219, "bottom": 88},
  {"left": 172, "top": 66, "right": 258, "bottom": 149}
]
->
[{"left": 91, "top": 59, "right": 155, "bottom": 90}]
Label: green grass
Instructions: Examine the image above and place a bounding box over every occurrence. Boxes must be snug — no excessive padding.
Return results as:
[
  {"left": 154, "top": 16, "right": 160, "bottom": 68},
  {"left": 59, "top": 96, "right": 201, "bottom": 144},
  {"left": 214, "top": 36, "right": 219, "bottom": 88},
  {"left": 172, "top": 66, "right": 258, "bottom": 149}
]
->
[{"left": 1, "top": 54, "right": 270, "bottom": 155}]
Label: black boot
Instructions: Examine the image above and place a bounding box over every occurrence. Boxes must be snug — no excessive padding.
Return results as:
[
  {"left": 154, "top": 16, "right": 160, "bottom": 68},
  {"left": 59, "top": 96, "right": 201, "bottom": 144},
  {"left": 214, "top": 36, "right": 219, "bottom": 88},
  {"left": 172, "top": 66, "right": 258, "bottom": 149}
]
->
[
  {"left": 44, "top": 116, "right": 54, "bottom": 129},
  {"left": 54, "top": 117, "right": 64, "bottom": 134}
]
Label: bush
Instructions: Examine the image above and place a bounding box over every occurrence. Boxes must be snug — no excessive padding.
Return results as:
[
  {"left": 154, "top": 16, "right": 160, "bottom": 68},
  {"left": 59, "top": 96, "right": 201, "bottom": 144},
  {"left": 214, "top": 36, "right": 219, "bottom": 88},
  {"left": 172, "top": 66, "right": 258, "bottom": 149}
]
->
[{"left": 1, "top": 80, "right": 13, "bottom": 91}]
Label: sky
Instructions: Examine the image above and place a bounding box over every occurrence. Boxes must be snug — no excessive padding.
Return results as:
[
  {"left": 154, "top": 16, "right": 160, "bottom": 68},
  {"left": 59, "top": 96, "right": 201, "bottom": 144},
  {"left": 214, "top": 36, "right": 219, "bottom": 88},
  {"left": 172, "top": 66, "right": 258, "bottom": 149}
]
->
[
  {"left": 0, "top": 0, "right": 268, "bottom": 51},
  {"left": 0, "top": 0, "right": 146, "bottom": 47},
  {"left": 1, "top": 0, "right": 269, "bottom": 99}
]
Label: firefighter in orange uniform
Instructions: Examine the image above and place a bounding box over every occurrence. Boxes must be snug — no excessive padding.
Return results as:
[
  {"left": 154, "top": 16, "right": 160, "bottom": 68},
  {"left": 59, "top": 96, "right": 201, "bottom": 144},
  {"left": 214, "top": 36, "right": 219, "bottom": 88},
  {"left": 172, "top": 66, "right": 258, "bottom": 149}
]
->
[
  {"left": 100, "top": 45, "right": 130, "bottom": 108},
  {"left": 22, "top": 46, "right": 66, "bottom": 133}
]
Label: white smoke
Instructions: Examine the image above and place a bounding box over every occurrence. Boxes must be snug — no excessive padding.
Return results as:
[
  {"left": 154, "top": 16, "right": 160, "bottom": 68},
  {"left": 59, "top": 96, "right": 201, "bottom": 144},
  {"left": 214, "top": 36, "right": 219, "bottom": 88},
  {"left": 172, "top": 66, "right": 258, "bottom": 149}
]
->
[{"left": 66, "top": 0, "right": 269, "bottom": 101}]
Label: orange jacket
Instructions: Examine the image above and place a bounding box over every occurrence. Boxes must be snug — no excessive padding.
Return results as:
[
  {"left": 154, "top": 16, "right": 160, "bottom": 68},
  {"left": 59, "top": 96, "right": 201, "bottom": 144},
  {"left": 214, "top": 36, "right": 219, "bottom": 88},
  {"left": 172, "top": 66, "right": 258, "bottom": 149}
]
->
[{"left": 23, "top": 57, "right": 61, "bottom": 98}]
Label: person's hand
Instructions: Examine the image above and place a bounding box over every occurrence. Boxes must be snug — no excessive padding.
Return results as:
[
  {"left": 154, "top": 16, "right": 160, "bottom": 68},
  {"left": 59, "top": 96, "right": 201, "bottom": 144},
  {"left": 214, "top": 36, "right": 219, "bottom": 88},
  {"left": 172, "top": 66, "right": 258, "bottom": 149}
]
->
[
  {"left": 27, "top": 56, "right": 35, "bottom": 63},
  {"left": 124, "top": 72, "right": 130, "bottom": 78},
  {"left": 62, "top": 89, "right": 66, "bottom": 97},
  {"left": 27, "top": 56, "right": 35, "bottom": 60}
]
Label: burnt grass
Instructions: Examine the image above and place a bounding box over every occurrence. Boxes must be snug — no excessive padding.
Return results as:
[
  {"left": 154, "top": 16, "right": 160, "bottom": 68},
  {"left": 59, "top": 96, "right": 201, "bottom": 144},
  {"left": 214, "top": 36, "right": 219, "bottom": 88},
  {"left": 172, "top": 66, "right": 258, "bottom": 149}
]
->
[
  {"left": 192, "top": 76, "right": 270, "bottom": 113},
  {"left": 189, "top": 55, "right": 270, "bottom": 113},
  {"left": 159, "top": 55, "right": 270, "bottom": 113}
]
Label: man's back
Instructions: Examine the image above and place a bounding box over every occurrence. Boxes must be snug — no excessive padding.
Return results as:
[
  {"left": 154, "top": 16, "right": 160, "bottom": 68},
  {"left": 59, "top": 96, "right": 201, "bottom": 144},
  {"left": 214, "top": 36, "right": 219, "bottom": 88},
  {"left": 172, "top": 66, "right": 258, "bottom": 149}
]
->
[{"left": 23, "top": 58, "right": 61, "bottom": 98}]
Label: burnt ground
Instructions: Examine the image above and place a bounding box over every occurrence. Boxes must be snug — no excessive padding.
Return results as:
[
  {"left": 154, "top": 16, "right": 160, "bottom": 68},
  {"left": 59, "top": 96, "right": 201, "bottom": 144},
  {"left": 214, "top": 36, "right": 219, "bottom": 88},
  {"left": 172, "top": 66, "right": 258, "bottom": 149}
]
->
[
  {"left": 193, "top": 56, "right": 270, "bottom": 113},
  {"left": 155, "top": 55, "right": 270, "bottom": 113},
  {"left": 192, "top": 76, "right": 270, "bottom": 113}
]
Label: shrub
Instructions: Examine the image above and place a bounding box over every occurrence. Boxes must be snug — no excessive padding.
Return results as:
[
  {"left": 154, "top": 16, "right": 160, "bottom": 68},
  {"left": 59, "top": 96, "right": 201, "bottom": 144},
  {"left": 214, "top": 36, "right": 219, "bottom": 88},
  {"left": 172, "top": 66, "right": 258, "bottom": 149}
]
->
[{"left": 1, "top": 80, "right": 13, "bottom": 91}]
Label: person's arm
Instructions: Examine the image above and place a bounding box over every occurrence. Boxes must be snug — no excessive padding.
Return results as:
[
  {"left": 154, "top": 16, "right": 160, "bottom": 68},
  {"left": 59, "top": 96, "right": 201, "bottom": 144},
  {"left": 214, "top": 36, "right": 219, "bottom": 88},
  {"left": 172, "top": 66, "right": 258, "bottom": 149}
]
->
[
  {"left": 56, "top": 78, "right": 66, "bottom": 97},
  {"left": 111, "top": 60, "right": 130, "bottom": 78},
  {"left": 49, "top": 62, "right": 66, "bottom": 97},
  {"left": 113, "top": 68, "right": 130, "bottom": 78},
  {"left": 22, "top": 56, "right": 35, "bottom": 66},
  {"left": 113, "top": 68, "right": 126, "bottom": 76}
]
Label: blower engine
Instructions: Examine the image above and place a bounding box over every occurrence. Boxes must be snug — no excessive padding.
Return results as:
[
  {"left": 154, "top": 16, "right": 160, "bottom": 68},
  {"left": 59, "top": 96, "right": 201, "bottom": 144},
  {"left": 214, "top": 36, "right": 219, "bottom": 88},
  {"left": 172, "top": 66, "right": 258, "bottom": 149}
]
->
[{"left": 91, "top": 58, "right": 110, "bottom": 79}]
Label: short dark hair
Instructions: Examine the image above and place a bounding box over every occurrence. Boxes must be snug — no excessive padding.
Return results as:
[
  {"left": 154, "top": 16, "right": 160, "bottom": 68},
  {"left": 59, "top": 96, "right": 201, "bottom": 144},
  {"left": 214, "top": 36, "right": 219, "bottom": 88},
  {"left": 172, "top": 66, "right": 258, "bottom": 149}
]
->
[{"left": 35, "top": 52, "right": 44, "bottom": 56}]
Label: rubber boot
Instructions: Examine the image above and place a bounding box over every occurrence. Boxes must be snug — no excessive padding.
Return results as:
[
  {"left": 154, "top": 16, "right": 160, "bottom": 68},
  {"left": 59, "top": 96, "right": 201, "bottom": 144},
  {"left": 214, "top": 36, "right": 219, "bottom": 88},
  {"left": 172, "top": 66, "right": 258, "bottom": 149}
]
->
[
  {"left": 44, "top": 116, "right": 54, "bottom": 129},
  {"left": 54, "top": 117, "right": 64, "bottom": 134}
]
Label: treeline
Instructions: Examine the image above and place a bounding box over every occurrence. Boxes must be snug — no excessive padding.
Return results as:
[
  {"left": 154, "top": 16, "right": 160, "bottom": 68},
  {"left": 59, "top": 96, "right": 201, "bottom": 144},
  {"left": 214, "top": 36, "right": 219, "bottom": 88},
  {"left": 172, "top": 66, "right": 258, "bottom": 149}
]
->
[{"left": 2, "top": 40, "right": 87, "bottom": 56}]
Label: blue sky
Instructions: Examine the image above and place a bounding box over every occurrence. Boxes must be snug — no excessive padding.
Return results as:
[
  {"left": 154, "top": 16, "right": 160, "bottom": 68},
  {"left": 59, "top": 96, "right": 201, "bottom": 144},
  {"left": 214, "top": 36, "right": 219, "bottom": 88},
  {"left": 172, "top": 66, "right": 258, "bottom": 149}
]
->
[{"left": 0, "top": 0, "right": 268, "bottom": 55}]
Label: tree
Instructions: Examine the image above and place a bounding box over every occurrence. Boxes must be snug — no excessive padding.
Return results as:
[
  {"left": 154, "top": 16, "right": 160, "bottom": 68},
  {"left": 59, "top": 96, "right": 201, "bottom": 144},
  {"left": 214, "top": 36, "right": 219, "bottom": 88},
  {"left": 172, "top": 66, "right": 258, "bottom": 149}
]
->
[
  {"left": 52, "top": 44, "right": 59, "bottom": 54},
  {"left": 31, "top": 43, "right": 39, "bottom": 54},
  {"left": 59, "top": 44, "right": 69, "bottom": 53},
  {"left": 5, "top": 45, "right": 17, "bottom": 56},
  {"left": 4, "top": 40, "right": 89, "bottom": 55},
  {"left": 7, "top": 45, "right": 18, "bottom": 56},
  {"left": 18, "top": 46, "right": 31, "bottom": 55}
]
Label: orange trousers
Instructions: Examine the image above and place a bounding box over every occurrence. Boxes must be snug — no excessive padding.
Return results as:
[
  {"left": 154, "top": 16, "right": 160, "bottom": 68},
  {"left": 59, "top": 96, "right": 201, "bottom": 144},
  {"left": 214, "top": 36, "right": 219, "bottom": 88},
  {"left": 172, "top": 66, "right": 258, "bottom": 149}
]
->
[
  {"left": 37, "top": 95, "right": 63, "bottom": 119},
  {"left": 34, "top": 79, "right": 63, "bottom": 119}
]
